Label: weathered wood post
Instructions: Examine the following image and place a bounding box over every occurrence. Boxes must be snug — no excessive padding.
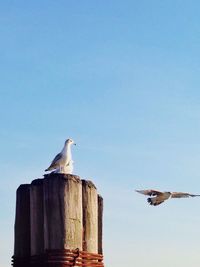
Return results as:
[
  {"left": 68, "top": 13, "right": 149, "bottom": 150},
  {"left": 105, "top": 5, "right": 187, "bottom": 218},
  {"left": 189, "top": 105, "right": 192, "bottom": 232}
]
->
[
  {"left": 30, "top": 179, "right": 44, "bottom": 266},
  {"left": 82, "top": 180, "right": 98, "bottom": 253},
  {"left": 13, "top": 184, "right": 31, "bottom": 266},
  {"left": 13, "top": 173, "right": 104, "bottom": 267},
  {"left": 43, "top": 173, "right": 82, "bottom": 250},
  {"left": 98, "top": 195, "right": 103, "bottom": 255}
]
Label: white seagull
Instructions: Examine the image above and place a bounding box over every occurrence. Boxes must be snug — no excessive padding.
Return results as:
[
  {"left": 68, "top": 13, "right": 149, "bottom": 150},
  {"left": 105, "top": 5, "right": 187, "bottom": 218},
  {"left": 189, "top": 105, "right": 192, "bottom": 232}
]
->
[
  {"left": 135, "top": 189, "right": 200, "bottom": 206},
  {"left": 45, "top": 139, "right": 76, "bottom": 174}
]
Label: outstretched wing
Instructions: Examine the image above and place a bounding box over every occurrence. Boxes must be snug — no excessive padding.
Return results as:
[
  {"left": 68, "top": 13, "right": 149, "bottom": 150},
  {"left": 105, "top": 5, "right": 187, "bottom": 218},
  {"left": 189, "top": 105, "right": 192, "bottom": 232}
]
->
[
  {"left": 135, "top": 189, "right": 163, "bottom": 196},
  {"left": 171, "top": 192, "right": 200, "bottom": 198}
]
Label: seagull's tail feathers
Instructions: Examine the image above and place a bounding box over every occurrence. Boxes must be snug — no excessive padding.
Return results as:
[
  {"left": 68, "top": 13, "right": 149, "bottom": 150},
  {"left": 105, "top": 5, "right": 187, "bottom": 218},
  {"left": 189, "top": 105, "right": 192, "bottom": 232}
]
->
[
  {"left": 45, "top": 166, "right": 54, "bottom": 172},
  {"left": 147, "top": 197, "right": 164, "bottom": 206}
]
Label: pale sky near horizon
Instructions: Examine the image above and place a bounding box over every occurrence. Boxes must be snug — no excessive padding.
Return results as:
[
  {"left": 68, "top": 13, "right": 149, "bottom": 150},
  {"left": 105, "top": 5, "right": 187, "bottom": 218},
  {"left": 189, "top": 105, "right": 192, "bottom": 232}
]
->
[{"left": 1, "top": 1, "right": 200, "bottom": 266}]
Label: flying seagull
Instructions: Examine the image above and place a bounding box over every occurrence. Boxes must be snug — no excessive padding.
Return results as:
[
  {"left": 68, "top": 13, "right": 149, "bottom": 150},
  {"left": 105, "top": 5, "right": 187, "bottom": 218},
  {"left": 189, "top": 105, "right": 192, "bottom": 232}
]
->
[
  {"left": 135, "top": 189, "right": 200, "bottom": 206},
  {"left": 45, "top": 138, "right": 76, "bottom": 174}
]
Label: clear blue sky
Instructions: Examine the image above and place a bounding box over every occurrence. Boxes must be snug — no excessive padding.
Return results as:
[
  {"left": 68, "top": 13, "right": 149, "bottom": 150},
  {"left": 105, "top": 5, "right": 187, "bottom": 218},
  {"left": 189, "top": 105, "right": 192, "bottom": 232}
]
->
[{"left": 1, "top": 1, "right": 200, "bottom": 266}]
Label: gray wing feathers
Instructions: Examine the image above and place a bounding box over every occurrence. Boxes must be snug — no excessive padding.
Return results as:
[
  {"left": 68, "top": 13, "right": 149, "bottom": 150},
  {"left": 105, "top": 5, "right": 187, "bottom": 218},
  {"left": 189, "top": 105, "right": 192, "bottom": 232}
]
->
[
  {"left": 171, "top": 192, "right": 200, "bottom": 198},
  {"left": 135, "top": 189, "right": 163, "bottom": 196},
  {"left": 45, "top": 153, "right": 62, "bottom": 171},
  {"left": 51, "top": 153, "right": 62, "bottom": 164}
]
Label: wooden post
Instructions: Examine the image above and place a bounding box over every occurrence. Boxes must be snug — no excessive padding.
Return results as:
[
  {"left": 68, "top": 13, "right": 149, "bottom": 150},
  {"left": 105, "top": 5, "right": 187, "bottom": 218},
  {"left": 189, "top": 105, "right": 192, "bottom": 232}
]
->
[
  {"left": 82, "top": 180, "right": 98, "bottom": 253},
  {"left": 43, "top": 173, "right": 82, "bottom": 250},
  {"left": 14, "top": 184, "right": 31, "bottom": 260},
  {"left": 30, "top": 179, "right": 44, "bottom": 256},
  {"left": 13, "top": 174, "right": 104, "bottom": 267},
  {"left": 98, "top": 194, "right": 103, "bottom": 255}
]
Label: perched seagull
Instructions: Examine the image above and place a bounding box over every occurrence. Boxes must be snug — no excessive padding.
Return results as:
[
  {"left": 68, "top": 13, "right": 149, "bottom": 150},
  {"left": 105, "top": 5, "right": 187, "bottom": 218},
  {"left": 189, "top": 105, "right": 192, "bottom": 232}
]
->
[
  {"left": 45, "top": 139, "right": 76, "bottom": 174},
  {"left": 135, "top": 189, "right": 200, "bottom": 206}
]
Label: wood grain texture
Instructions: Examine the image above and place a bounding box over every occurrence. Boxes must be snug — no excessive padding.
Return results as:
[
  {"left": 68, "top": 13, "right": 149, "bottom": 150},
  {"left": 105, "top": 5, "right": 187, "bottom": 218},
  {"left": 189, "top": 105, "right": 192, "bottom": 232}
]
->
[
  {"left": 98, "top": 194, "right": 103, "bottom": 255},
  {"left": 43, "top": 173, "right": 82, "bottom": 250},
  {"left": 30, "top": 179, "right": 44, "bottom": 256},
  {"left": 82, "top": 180, "right": 98, "bottom": 253},
  {"left": 14, "top": 184, "right": 31, "bottom": 258}
]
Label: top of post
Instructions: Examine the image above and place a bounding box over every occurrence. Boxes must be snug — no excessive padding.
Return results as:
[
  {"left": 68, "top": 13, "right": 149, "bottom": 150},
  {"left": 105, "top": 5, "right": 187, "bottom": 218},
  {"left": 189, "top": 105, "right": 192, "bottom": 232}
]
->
[
  {"left": 43, "top": 172, "right": 82, "bottom": 184},
  {"left": 82, "top": 179, "right": 97, "bottom": 189},
  {"left": 17, "top": 184, "right": 31, "bottom": 192}
]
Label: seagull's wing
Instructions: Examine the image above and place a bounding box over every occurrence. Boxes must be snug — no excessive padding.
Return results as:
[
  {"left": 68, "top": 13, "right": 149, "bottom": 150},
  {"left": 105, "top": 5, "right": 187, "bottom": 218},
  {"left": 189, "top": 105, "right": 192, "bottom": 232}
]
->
[
  {"left": 171, "top": 192, "right": 200, "bottom": 198},
  {"left": 50, "top": 152, "right": 62, "bottom": 165},
  {"left": 45, "top": 153, "right": 62, "bottom": 171},
  {"left": 135, "top": 189, "right": 163, "bottom": 196}
]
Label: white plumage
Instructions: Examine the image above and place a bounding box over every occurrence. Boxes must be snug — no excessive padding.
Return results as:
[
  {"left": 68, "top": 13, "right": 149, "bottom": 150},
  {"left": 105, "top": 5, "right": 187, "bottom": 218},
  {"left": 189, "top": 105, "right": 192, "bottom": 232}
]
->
[{"left": 45, "top": 139, "right": 76, "bottom": 174}]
